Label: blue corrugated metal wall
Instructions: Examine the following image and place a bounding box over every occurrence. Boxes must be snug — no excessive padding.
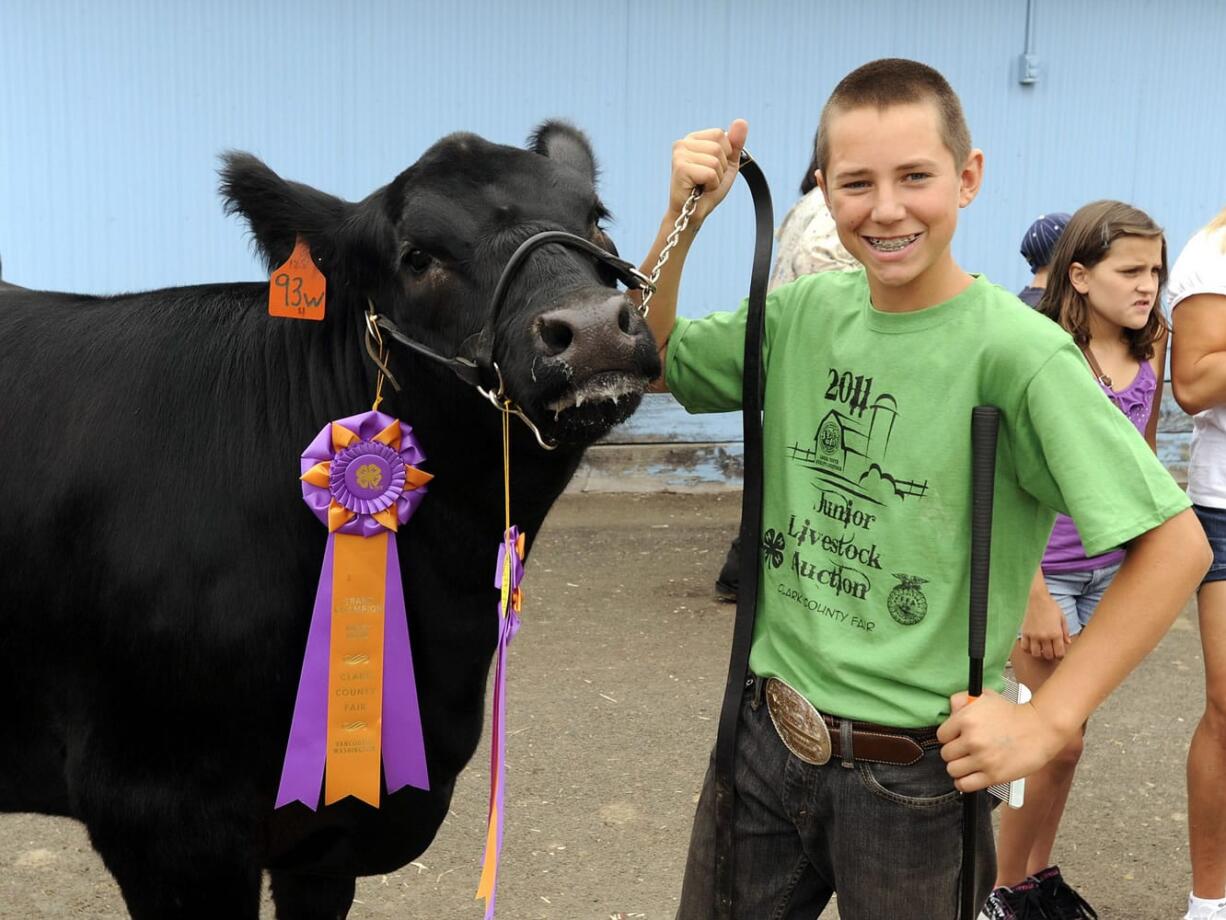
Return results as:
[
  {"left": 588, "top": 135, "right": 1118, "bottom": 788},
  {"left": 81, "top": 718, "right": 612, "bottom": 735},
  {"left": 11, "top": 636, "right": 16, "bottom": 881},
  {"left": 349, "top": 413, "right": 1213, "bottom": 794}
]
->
[
  {"left": 2, "top": 1, "right": 1222, "bottom": 452},
  {"left": 5, "top": 0, "right": 1224, "bottom": 297}
]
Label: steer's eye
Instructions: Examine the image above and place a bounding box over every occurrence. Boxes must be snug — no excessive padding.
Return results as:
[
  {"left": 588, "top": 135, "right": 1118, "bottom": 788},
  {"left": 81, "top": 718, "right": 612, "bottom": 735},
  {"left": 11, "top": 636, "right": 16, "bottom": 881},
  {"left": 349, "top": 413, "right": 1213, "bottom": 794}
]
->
[
  {"left": 404, "top": 249, "right": 432, "bottom": 274},
  {"left": 594, "top": 228, "right": 621, "bottom": 288},
  {"left": 595, "top": 227, "right": 618, "bottom": 257}
]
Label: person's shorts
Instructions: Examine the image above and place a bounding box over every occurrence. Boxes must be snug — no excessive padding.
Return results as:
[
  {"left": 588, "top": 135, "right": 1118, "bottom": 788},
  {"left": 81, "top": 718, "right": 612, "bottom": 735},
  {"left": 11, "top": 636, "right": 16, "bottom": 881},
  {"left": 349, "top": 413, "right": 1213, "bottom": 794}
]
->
[
  {"left": 1193, "top": 504, "right": 1226, "bottom": 584},
  {"left": 1043, "top": 560, "right": 1123, "bottom": 637}
]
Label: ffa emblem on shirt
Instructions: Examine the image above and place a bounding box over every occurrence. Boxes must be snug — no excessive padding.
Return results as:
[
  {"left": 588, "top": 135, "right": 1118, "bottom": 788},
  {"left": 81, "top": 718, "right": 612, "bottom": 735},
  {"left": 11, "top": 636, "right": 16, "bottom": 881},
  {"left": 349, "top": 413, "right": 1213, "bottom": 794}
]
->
[{"left": 887, "top": 573, "right": 929, "bottom": 625}]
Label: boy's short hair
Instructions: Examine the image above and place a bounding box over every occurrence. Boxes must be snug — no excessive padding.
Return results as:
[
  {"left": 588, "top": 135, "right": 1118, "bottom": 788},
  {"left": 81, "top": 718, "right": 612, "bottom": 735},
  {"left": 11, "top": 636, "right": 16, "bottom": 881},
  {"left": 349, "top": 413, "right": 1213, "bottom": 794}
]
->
[{"left": 815, "top": 59, "right": 972, "bottom": 176}]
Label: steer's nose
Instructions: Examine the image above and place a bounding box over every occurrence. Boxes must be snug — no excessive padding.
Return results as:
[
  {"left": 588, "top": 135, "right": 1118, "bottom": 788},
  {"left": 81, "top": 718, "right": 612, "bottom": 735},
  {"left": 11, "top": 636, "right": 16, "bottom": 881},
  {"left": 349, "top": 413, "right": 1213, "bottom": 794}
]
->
[{"left": 534, "top": 293, "right": 647, "bottom": 367}]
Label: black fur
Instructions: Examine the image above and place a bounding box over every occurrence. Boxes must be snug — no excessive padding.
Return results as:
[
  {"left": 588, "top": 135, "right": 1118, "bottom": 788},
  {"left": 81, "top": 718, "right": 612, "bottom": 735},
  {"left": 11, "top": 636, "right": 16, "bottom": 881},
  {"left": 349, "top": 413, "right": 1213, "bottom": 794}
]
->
[{"left": 0, "top": 122, "right": 658, "bottom": 919}]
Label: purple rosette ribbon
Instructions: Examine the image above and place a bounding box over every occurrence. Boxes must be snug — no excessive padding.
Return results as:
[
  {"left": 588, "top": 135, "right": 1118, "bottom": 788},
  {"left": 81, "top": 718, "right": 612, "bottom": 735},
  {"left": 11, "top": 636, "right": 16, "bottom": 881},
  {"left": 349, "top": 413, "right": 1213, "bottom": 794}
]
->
[{"left": 276, "top": 409, "right": 432, "bottom": 810}]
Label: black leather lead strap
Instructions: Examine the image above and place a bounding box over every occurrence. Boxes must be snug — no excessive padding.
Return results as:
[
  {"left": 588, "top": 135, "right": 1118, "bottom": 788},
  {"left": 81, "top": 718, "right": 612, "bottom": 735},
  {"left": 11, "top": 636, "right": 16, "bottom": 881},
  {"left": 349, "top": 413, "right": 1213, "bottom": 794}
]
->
[{"left": 712, "top": 152, "right": 773, "bottom": 920}]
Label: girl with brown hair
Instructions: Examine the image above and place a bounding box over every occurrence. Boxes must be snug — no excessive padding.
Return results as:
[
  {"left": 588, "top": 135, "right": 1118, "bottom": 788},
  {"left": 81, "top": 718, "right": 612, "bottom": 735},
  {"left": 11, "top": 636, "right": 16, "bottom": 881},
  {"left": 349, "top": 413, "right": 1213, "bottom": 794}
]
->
[{"left": 986, "top": 200, "right": 1169, "bottom": 920}]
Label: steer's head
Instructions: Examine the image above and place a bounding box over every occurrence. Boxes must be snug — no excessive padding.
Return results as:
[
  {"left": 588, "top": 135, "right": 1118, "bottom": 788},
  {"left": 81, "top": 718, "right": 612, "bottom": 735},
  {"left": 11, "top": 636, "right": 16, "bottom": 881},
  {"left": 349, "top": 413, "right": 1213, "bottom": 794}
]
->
[{"left": 220, "top": 122, "right": 660, "bottom": 448}]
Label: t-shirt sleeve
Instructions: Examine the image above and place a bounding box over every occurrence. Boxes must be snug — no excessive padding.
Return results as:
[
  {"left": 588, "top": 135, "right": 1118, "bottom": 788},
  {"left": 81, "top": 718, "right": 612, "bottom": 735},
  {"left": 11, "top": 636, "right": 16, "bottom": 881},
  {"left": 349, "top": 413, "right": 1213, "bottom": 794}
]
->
[
  {"left": 1009, "top": 344, "right": 1189, "bottom": 556},
  {"left": 665, "top": 283, "right": 792, "bottom": 413},
  {"left": 664, "top": 305, "right": 749, "bottom": 413},
  {"left": 1169, "top": 229, "right": 1226, "bottom": 310}
]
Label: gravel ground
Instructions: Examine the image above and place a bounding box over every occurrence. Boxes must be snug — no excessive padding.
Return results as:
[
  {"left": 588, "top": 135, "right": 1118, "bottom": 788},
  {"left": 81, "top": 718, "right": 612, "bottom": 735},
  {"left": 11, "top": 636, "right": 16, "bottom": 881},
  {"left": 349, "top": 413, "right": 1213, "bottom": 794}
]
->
[{"left": 0, "top": 492, "right": 1206, "bottom": 919}]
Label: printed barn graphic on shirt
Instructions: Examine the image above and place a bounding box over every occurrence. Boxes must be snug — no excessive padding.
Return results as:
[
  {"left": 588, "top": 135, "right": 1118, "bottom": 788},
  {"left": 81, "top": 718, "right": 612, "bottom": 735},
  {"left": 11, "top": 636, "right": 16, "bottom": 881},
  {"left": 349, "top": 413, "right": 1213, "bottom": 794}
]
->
[{"left": 786, "top": 371, "right": 928, "bottom": 506}]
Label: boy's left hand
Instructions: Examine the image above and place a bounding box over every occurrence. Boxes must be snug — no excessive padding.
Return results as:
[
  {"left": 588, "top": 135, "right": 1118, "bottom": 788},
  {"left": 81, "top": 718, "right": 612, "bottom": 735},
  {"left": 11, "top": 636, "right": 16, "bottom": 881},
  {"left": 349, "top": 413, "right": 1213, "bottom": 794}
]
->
[
  {"left": 936, "top": 690, "right": 1068, "bottom": 791},
  {"left": 668, "top": 120, "right": 749, "bottom": 226}
]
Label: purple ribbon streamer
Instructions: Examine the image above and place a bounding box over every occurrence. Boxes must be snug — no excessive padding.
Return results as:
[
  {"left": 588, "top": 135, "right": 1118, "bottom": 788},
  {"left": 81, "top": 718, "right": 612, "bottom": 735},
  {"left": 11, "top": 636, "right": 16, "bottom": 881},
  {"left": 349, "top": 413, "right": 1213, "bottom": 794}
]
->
[
  {"left": 276, "top": 534, "right": 336, "bottom": 809},
  {"left": 479, "top": 527, "right": 523, "bottom": 918},
  {"left": 383, "top": 533, "right": 429, "bottom": 793}
]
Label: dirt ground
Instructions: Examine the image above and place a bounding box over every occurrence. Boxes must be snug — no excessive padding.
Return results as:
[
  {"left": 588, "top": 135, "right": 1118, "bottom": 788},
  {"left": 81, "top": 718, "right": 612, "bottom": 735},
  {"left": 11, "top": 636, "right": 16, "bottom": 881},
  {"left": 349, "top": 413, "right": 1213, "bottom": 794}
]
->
[{"left": 0, "top": 492, "right": 1207, "bottom": 919}]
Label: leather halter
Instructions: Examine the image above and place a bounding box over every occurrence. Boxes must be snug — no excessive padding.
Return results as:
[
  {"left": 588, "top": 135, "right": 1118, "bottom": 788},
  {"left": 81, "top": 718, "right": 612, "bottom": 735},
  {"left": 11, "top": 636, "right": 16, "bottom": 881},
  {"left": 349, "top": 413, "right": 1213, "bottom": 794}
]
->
[{"left": 372, "top": 233, "right": 653, "bottom": 394}]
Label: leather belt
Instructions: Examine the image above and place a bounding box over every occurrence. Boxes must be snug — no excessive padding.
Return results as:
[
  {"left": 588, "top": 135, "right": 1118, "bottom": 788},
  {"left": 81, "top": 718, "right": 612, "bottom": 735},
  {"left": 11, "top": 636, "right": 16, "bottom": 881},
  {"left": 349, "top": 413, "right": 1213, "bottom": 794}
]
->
[
  {"left": 821, "top": 713, "right": 938, "bottom": 767},
  {"left": 763, "top": 676, "right": 938, "bottom": 767}
]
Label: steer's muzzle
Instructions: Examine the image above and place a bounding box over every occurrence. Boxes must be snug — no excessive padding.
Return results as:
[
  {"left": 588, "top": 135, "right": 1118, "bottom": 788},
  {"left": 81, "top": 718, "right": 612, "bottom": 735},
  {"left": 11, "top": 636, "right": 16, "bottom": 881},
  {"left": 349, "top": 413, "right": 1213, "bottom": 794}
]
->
[
  {"left": 534, "top": 292, "right": 644, "bottom": 369},
  {"left": 509, "top": 288, "right": 659, "bottom": 446}
]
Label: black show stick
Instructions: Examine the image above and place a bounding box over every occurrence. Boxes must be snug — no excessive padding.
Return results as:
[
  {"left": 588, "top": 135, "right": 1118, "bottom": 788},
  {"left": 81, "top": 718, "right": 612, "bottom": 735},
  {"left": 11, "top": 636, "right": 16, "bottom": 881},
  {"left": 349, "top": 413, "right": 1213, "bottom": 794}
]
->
[{"left": 961, "top": 405, "right": 1000, "bottom": 920}]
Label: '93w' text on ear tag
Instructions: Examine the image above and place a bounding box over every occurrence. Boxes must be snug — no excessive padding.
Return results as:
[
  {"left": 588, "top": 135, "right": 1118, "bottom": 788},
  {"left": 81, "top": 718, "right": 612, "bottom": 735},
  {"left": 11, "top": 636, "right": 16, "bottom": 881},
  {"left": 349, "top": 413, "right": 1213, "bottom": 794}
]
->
[{"left": 269, "top": 236, "right": 326, "bottom": 320}]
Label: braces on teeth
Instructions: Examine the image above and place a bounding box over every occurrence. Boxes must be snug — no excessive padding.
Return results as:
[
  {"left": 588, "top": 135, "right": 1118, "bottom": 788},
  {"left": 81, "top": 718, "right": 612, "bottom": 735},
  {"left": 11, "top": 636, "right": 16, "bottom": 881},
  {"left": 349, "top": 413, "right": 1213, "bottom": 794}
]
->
[{"left": 869, "top": 234, "right": 919, "bottom": 252}]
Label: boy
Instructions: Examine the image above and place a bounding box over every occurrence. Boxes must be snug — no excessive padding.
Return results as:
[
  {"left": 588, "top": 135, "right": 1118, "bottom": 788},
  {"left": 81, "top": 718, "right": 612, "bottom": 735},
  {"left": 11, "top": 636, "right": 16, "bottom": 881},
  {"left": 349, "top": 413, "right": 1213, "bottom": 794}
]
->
[
  {"left": 640, "top": 59, "right": 1209, "bottom": 919},
  {"left": 1017, "top": 211, "right": 1071, "bottom": 307}
]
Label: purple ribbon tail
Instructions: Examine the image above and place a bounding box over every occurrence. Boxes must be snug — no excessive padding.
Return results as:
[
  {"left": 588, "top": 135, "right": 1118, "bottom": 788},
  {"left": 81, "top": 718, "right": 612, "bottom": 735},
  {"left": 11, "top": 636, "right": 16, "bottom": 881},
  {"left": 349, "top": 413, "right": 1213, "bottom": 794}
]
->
[
  {"left": 480, "top": 606, "right": 520, "bottom": 920},
  {"left": 275, "top": 534, "right": 335, "bottom": 810},
  {"left": 382, "top": 535, "right": 430, "bottom": 793}
]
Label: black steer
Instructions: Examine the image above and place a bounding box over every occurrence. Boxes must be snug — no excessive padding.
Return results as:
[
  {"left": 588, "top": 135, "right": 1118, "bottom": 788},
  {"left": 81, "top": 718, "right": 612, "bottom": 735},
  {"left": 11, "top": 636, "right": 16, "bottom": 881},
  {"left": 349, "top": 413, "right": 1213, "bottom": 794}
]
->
[{"left": 0, "top": 122, "right": 659, "bottom": 919}]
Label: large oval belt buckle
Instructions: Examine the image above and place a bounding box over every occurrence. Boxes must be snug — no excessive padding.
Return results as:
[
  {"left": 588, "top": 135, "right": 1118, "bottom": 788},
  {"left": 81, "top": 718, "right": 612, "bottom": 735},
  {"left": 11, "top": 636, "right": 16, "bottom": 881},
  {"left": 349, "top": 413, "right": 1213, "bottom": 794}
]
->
[{"left": 764, "top": 677, "right": 832, "bottom": 766}]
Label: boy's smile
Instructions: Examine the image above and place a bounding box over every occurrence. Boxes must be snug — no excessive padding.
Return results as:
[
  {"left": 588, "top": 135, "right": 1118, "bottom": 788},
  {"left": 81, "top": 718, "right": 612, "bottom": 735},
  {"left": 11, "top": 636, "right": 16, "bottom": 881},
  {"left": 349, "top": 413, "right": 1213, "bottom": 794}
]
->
[
  {"left": 864, "top": 232, "right": 921, "bottom": 253},
  {"left": 817, "top": 101, "right": 983, "bottom": 312}
]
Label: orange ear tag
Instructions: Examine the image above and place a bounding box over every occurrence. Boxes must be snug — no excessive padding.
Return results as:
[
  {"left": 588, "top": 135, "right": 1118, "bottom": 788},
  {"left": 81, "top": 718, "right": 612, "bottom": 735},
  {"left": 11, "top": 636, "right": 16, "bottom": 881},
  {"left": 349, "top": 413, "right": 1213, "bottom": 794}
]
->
[{"left": 268, "top": 235, "right": 326, "bottom": 320}]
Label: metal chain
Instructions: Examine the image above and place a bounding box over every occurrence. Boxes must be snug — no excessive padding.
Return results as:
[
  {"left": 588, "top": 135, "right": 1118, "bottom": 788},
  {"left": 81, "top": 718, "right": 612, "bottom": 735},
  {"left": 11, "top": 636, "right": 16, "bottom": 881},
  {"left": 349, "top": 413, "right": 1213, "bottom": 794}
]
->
[
  {"left": 637, "top": 187, "right": 701, "bottom": 318},
  {"left": 364, "top": 303, "right": 401, "bottom": 404}
]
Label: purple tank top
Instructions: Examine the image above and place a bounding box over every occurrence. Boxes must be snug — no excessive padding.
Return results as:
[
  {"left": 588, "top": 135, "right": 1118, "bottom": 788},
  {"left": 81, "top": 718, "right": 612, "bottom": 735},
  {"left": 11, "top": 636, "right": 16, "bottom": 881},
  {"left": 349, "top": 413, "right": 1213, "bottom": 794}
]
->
[{"left": 1041, "top": 359, "right": 1157, "bottom": 574}]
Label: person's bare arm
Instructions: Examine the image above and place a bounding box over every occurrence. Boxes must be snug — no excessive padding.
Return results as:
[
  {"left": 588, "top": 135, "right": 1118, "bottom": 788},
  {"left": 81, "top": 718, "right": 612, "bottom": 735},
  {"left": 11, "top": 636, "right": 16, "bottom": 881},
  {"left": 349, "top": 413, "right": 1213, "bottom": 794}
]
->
[
  {"left": 641, "top": 121, "right": 748, "bottom": 392},
  {"left": 938, "top": 507, "right": 1209, "bottom": 791},
  {"left": 1018, "top": 569, "right": 1070, "bottom": 661},
  {"left": 1171, "top": 293, "right": 1226, "bottom": 415}
]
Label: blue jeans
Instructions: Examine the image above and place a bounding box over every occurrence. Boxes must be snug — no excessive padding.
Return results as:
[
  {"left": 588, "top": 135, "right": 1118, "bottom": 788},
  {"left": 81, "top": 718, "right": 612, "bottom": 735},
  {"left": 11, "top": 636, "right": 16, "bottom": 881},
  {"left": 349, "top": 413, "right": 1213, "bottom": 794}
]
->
[
  {"left": 1042, "top": 560, "right": 1122, "bottom": 637},
  {"left": 676, "top": 679, "right": 994, "bottom": 919},
  {"left": 1193, "top": 504, "right": 1226, "bottom": 583}
]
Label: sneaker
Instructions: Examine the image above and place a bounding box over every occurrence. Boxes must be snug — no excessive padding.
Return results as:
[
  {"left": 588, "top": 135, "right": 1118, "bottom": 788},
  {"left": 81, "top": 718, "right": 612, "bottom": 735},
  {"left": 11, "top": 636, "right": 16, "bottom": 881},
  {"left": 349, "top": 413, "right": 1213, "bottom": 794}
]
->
[
  {"left": 1184, "top": 893, "right": 1226, "bottom": 919},
  {"left": 979, "top": 880, "right": 1051, "bottom": 920},
  {"left": 1030, "top": 866, "right": 1096, "bottom": 919},
  {"left": 714, "top": 535, "right": 739, "bottom": 602}
]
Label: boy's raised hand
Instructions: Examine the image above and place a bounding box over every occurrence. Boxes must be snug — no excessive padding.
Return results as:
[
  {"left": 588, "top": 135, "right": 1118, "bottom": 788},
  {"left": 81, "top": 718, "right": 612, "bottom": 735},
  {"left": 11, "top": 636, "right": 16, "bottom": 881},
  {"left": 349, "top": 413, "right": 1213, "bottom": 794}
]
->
[
  {"left": 669, "top": 119, "right": 749, "bottom": 226},
  {"left": 937, "top": 690, "right": 1067, "bottom": 792}
]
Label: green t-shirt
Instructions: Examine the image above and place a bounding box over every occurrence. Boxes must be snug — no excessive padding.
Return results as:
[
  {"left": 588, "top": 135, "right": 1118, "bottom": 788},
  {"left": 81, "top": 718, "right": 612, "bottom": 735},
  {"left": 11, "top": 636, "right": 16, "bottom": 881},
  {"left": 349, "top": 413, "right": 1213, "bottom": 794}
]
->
[{"left": 666, "top": 270, "right": 1188, "bottom": 728}]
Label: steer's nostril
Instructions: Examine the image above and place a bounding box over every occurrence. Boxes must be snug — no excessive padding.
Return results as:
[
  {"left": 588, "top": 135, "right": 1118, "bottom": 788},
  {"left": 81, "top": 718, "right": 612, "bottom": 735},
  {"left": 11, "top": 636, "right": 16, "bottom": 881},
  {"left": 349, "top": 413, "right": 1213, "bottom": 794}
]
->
[
  {"left": 537, "top": 317, "right": 574, "bottom": 357},
  {"left": 617, "top": 302, "right": 632, "bottom": 335}
]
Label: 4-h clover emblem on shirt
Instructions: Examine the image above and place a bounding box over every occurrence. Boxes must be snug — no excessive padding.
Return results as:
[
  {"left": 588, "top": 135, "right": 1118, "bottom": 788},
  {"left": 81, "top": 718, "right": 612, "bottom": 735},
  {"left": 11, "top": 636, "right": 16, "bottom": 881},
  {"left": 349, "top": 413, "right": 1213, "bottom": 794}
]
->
[{"left": 761, "top": 529, "right": 786, "bottom": 568}]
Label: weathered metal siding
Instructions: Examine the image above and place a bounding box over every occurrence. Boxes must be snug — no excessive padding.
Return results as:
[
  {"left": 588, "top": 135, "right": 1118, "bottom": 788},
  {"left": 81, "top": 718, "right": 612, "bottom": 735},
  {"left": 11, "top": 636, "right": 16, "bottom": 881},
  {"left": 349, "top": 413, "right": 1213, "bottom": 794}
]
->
[
  {"left": 6, "top": 1, "right": 1222, "bottom": 295},
  {"left": 1, "top": 0, "right": 1218, "bottom": 468}
]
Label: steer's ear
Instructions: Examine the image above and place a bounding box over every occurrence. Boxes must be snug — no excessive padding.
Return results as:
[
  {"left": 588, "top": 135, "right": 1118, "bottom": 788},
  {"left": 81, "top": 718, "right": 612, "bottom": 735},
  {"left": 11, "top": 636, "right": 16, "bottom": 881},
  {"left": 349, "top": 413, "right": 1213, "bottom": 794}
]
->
[
  {"left": 528, "top": 120, "right": 598, "bottom": 187},
  {"left": 219, "top": 152, "right": 349, "bottom": 273},
  {"left": 219, "top": 152, "right": 398, "bottom": 298}
]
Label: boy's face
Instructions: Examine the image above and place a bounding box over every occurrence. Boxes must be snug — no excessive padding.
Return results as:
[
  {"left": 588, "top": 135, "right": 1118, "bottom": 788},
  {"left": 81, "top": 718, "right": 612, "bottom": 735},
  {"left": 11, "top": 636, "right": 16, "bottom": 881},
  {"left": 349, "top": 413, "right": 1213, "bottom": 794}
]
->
[{"left": 817, "top": 101, "right": 983, "bottom": 311}]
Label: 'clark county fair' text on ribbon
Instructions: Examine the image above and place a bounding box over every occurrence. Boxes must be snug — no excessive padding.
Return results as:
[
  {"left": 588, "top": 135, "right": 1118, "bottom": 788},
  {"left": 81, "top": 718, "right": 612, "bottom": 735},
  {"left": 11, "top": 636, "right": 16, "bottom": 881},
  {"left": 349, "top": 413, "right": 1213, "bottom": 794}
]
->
[
  {"left": 276, "top": 410, "right": 433, "bottom": 809},
  {"left": 475, "top": 525, "right": 524, "bottom": 919}
]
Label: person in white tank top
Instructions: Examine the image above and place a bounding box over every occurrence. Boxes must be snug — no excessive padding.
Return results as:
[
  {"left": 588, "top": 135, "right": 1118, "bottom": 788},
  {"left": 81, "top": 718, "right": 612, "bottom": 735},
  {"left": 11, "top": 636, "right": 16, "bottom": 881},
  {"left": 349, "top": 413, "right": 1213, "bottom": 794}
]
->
[{"left": 1170, "top": 206, "right": 1226, "bottom": 920}]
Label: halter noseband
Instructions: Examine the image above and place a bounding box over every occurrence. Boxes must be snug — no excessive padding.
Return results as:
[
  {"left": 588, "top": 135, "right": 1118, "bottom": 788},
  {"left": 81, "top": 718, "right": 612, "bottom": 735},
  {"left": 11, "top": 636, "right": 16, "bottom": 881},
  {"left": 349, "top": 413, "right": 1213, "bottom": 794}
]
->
[{"left": 370, "top": 230, "right": 654, "bottom": 448}]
